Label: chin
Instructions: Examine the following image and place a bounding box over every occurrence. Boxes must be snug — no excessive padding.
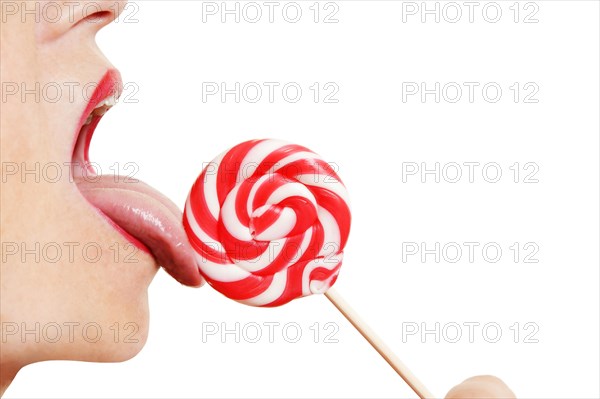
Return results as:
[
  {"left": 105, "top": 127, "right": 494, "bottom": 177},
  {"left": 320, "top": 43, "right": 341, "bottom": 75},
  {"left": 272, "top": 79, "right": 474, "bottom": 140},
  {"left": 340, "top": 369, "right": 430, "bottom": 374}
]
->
[
  {"left": 59, "top": 222, "right": 157, "bottom": 363},
  {"left": 99, "top": 294, "right": 151, "bottom": 363},
  {"left": 78, "top": 266, "right": 153, "bottom": 364}
]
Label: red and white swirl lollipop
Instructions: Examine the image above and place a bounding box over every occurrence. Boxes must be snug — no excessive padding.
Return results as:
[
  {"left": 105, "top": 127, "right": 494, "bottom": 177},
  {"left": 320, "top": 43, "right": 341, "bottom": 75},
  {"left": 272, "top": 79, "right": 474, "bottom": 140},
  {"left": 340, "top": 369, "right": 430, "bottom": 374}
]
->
[
  {"left": 184, "top": 139, "right": 433, "bottom": 399},
  {"left": 183, "top": 139, "right": 351, "bottom": 307}
]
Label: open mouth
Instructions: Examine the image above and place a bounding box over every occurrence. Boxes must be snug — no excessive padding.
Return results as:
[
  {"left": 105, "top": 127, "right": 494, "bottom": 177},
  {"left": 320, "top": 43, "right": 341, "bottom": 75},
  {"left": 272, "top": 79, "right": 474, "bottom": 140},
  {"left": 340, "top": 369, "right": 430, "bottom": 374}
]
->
[{"left": 72, "top": 70, "right": 203, "bottom": 287}]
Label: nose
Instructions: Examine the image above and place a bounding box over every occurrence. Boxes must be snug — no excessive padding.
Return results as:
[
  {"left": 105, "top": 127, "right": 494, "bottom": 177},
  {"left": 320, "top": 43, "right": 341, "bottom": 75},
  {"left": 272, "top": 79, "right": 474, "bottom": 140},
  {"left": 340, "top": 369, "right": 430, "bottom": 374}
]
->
[
  {"left": 75, "top": 0, "right": 128, "bottom": 32},
  {"left": 37, "top": 0, "right": 128, "bottom": 42}
]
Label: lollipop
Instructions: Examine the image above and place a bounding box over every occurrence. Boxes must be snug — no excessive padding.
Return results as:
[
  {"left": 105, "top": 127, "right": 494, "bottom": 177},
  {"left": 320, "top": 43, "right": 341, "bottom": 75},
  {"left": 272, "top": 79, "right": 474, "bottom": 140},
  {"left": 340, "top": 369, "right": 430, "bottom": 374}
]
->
[
  {"left": 183, "top": 139, "right": 350, "bottom": 307},
  {"left": 184, "top": 139, "right": 433, "bottom": 398}
]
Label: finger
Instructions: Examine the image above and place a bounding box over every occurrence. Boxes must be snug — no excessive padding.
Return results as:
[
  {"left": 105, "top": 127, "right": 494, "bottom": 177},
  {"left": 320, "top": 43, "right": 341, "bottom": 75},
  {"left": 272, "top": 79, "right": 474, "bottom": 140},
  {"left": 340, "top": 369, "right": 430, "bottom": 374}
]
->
[{"left": 445, "top": 375, "right": 516, "bottom": 399}]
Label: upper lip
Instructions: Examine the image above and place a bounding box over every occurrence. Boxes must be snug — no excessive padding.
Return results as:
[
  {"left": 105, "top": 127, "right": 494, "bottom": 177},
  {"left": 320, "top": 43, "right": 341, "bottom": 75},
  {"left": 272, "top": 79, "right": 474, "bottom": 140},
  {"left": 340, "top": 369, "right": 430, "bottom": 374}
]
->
[
  {"left": 75, "top": 69, "right": 122, "bottom": 138},
  {"left": 71, "top": 69, "right": 122, "bottom": 172}
]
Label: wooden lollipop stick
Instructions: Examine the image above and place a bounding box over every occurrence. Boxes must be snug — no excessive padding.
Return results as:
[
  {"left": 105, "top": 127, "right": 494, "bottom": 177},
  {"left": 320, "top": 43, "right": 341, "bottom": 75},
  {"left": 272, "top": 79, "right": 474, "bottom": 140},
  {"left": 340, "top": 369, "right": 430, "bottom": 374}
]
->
[{"left": 325, "top": 288, "right": 435, "bottom": 399}]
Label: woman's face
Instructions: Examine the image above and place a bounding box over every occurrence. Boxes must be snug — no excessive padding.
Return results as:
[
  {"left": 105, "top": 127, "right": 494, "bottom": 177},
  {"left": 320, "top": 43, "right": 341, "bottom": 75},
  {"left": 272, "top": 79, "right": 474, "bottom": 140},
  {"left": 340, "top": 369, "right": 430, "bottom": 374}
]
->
[
  {"left": 1, "top": 0, "right": 201, "bottom": 369},
  {"left": 1, "top": 4, "right": 517, "bottom": 398}
]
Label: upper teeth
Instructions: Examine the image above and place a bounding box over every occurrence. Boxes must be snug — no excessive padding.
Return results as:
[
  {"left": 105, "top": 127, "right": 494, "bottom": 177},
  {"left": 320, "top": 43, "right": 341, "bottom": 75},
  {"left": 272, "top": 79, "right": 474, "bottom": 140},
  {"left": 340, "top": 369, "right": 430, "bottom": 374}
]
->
[
  {"left": 100, "top": 94, "right": 118, "bottom": 108},
  {"left": 83, "top": 93, "right": 119, "bottom": 126}
]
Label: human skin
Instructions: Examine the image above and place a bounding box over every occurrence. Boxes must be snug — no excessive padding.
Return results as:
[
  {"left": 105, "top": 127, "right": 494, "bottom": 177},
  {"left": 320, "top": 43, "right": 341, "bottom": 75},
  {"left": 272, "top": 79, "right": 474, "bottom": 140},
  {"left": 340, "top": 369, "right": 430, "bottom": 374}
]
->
[
  {"left": 0, "top": 1, "right": 515, "bottom": 397},
  {"left": 0, "top": 0, "right": 160, "bottom": 393}
]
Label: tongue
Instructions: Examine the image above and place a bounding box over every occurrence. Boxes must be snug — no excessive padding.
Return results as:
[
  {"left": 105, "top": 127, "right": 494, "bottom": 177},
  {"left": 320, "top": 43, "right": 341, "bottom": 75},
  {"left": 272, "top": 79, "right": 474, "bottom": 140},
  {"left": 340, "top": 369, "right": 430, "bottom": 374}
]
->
[{"left": 75, "top": 175, "right": 203, "bottom": 287}]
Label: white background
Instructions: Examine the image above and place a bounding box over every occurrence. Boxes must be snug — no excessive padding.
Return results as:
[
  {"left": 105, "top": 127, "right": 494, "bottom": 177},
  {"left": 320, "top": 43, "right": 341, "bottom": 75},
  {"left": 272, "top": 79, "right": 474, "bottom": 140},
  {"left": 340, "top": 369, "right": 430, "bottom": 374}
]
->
[{"left": 6, "top": 1, "right": 600, "bottom": 398}]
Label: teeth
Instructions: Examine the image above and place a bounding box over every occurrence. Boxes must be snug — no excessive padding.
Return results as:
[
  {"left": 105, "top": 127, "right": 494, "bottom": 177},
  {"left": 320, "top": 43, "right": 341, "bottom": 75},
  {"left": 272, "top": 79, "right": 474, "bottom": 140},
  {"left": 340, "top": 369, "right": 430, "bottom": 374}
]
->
[
  {"left": 83, "top": 93, "right": 119, "bottom": 126},
  {"left": 103, "top": 95, "right": 117, "bottom": 107},
  {"left": 95, "top": 93, "right": 118, "bottom": 110}
]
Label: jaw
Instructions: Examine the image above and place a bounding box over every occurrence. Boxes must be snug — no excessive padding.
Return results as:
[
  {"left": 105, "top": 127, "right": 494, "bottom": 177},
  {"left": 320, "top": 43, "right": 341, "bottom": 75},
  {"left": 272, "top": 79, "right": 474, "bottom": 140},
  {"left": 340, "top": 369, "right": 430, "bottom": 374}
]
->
[{"left": 0, "top": 178, "right": 157, "bottom": 367}]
